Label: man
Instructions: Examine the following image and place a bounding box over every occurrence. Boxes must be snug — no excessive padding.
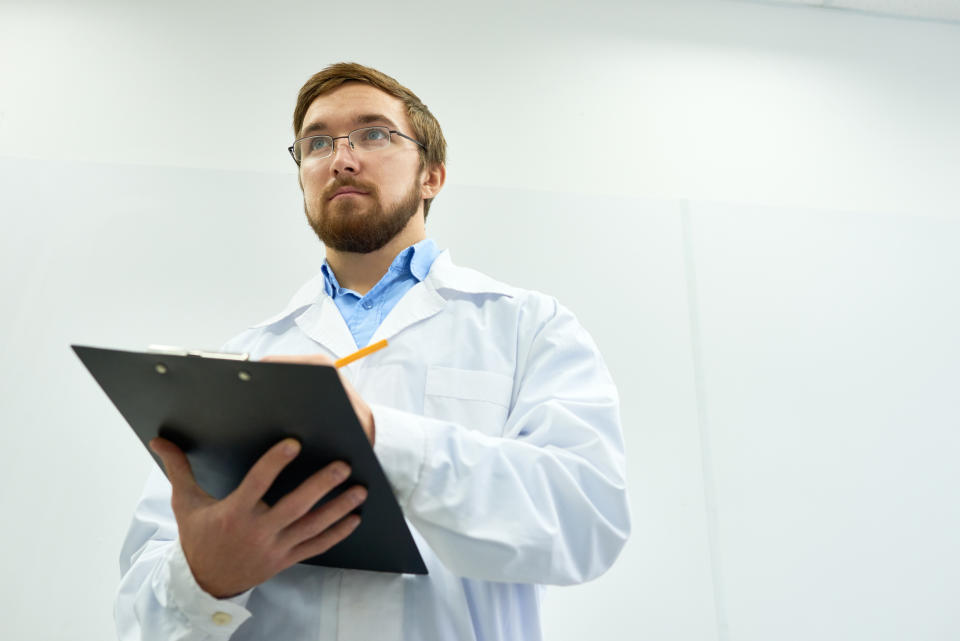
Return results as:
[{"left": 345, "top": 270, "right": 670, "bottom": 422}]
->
[{"left": 116, "top": 62, "right": 630, "bottom": 641}]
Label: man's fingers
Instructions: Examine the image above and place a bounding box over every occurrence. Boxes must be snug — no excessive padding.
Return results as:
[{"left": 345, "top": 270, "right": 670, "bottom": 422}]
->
[
  {"left": 267, "top": 461, "right": 353, "bottom": 530},
  {"left": 280, "top": 485, "right": 366, "bottom": 547},
  {"left": 287, "top": 514, "right": 362, "bottom": 566},
  {"left": 228, "top": 438, "right": 302, "bottom": 509}
]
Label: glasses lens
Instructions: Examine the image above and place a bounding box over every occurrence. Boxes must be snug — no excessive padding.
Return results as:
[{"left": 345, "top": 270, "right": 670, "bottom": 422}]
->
[
  {"left": 349, "top": 127, "right": 391, "bottom": 151},
  {"left": 296, "top": 136, "right": 333, "bottom": 161}
]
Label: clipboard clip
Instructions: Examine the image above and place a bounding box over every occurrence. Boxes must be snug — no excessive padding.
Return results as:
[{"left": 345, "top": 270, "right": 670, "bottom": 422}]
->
[{"left": 148, "top": 344, "right": 250, "bottom": 361}]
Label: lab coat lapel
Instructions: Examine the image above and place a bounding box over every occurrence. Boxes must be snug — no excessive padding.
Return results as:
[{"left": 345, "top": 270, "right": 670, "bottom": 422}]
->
[
  {"left": 294, "top": 294, "right": 358, "bottom": 358},
  {"left": 369, "top": 279, "right": 446, "bottom": 344}
]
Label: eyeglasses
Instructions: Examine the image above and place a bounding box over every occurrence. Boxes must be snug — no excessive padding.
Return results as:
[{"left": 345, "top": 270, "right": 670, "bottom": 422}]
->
[{"left": 288, "top": 126, "right": 426, "bottom": 165}]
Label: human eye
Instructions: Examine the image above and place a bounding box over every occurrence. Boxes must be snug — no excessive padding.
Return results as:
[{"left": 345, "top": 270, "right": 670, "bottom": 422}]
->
[
  {"left": 309, "top": 136, "right": 331, "bottom": 152},
  {"left": 352, "top": 127, "right": 390, "bottom": 151}
]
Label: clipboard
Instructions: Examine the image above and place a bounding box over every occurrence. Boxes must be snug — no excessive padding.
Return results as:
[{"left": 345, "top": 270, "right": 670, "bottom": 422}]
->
[{"left": 72, "top": 344, "right": 427, "bottom": 575}]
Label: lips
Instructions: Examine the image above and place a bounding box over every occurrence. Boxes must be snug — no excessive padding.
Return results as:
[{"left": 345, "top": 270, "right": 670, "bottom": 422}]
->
[{"left": 329, "top": 188, "right": 368, "bottom": 200}]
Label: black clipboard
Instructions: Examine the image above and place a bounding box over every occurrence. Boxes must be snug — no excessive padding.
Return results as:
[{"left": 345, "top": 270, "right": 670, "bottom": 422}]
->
[{"left": 72, "top": 344, "right": 427, "bottom": 575}]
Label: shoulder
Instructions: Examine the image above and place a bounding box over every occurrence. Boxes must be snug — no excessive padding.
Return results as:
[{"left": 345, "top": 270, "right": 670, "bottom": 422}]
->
[
  {"left": 425, "top": 251, "right": 519, "bottom": 298},
  {"left": 426, "top": 251, "right": 559, "bottom": 315},
  {"left": 428, "top": 252, "right": 590, "bottom": 351}
]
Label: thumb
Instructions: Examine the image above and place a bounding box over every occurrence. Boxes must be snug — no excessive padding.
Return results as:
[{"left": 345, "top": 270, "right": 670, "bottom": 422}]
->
[{"left": 149, "top": 437, "right": 209, "bottom": 505}]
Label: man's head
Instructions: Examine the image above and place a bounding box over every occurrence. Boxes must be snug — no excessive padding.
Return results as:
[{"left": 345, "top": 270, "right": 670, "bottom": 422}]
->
[{"left": 292, "top": 63, "right": 446, "bottom": 254}]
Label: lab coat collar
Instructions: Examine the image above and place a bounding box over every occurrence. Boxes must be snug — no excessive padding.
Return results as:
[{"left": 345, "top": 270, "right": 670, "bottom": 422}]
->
[
  {"left": 249, "top": 249, "right": 516, "bottom": 357},
  {"left": 294, "top": 296, "right": 358, "bottom": 358}
]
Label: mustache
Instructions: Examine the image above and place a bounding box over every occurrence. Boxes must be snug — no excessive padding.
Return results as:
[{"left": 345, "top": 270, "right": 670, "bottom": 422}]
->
[{"left": 323, "top": 177, "right": 377, "bottom": 201}]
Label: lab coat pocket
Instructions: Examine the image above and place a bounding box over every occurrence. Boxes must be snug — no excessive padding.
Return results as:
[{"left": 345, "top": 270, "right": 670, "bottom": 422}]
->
[{"left": 424, "top": 366, "right": 513, "bottom": 437}]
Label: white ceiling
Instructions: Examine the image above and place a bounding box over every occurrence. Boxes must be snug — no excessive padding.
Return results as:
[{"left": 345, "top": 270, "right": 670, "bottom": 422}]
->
[{"left": 747, "top": 0, "right": 960, "bottom": 23}]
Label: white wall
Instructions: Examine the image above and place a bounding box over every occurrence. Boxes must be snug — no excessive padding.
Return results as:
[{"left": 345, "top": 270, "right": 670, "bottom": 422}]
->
[{"left": 1, "top": 1, "right": 958, "bottom": 639}]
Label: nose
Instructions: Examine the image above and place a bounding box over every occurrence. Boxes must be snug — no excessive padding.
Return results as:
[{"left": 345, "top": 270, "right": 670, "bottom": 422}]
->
[{"left": 329, "top": 136, "right": 359, "bottom": 176}]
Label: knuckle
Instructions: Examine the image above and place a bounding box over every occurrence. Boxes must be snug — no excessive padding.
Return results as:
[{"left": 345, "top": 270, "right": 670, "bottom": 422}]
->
[
  {"left": 332, "top": 495, "right": 356, "bottom": 516},
  {"left": 347, "top": 487, "right": 367, "bottom": 506},
  {"left": 244, "top": 471, "right": 270, "bottom": 496},
  {"left": 210, "top": 506, "right": 239, "bottom": 533},
  {"left": 264, "top": 544, "right": 289, "bottom": 571},
  {"left": 340, "top": 515, "right": 361, "bottom": 535},
  {"left": 330, "top": 488, "right": 364, "bottom": 514},
  {"left": 233, "top": 518, "right": 275, "bottom": 552},
  {"left": 245, "top": 523, "right": 272, "bottom": 548},
  {"left": 299, "top": 511, "right": 328, "bottom": 539},
  {"left": 325, "top": 462, "right": 350, "bottom": 484},
  {"left": 308, "top": 512, "right": 341, "bottom": 537},
  {"left": 303, "top": 535, "right": 335, "bottom": 559},
  {"left": 209, "top": 511, "right": 229, "bottom": 532},
  {"left": 303, "top": 472, "right": 334, "bottom": 499}
]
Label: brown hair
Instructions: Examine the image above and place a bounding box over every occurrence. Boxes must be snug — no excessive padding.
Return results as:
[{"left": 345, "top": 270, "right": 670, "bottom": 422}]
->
[{"left": 293, "top": 62, "right": 446, "bottom": 218}]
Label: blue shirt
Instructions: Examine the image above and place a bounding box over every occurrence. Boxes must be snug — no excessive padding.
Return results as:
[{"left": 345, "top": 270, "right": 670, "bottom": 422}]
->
[{"left": 320, "top": 239, "right": 442, "bottom": 348}]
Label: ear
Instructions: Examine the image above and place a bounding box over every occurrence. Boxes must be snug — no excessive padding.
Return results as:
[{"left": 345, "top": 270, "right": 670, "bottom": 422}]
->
[{"left": 420, "top": 163, "right": 446, "bottom": 200}]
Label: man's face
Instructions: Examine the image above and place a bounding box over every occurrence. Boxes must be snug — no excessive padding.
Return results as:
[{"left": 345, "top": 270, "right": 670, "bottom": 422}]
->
[{"left": 297, "top": 83, "right": 426, "bottom": 254}]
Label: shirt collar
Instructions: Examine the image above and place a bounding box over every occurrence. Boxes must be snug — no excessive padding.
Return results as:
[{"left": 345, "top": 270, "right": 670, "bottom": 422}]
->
[
  {"left": 408, "top": 238, "right": 439, "bottom": 281},
  {"left": 320, "top": 238, "right": 440, "bottom": 298}
]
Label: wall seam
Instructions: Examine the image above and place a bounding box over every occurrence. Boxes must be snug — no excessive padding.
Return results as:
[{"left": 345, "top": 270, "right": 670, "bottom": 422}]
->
[{"left": 680, "top": 201, "right": 730, "bottom": 641}]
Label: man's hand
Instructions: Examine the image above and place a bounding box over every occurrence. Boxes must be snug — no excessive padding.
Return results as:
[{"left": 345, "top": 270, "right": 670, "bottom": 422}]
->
[
  {"left": 150, "top": 436, "right": 366, "bottom": 599},
  {"left": 260, "top": 353, "right": 375, "bottom": 445}
]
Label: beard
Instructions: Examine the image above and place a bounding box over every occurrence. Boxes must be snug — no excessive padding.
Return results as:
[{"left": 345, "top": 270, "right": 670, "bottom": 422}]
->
[{"left": 304, "top": 176, "right": 422, "bottom": 254}]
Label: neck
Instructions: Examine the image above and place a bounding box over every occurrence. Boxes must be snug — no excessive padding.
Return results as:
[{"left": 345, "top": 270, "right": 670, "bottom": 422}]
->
[{"left": 324, "top": 216, "right": 426, "bottom": 295}]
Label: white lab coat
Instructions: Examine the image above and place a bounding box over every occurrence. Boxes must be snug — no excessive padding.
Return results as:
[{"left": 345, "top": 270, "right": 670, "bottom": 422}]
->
[{"left": 115, "top": 250, "right": 630, "bottom": 641}]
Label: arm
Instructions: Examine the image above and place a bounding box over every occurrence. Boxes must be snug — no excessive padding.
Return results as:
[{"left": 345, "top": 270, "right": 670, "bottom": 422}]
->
[{"left": 373, "top": 297, "right": 631, "bottom": 585}]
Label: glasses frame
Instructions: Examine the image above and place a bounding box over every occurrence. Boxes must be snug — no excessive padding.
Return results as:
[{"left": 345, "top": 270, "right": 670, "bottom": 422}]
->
[{"left": 288, "top": 126, "right": 426, "bottom": 165}]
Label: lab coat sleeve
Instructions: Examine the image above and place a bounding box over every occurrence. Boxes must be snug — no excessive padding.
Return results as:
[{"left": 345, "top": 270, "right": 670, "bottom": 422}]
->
[
  {"left": 115, "top": 468, "right": 254, "bottom": 641},
  {"left": 371, "top": 295, "right": 631, "bottom": 585}
]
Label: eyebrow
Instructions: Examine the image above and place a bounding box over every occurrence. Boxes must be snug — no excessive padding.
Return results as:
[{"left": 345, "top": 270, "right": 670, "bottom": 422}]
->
[{"left": 300, "top": 113, "right": 399, "bottom": 138}]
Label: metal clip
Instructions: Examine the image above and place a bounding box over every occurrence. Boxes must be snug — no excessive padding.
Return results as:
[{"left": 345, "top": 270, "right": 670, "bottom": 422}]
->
[{"left": 147, "top": 345, "right": 250, "bottom": 361}]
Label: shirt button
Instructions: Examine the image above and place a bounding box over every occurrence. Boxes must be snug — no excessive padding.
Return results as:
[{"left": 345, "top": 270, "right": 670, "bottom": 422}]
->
[
  {"left": 362, "top": 301, "right": 373, "bottom": 310},
  {"left": 211, "top": 611, "right": 232, "bottom": 626}
]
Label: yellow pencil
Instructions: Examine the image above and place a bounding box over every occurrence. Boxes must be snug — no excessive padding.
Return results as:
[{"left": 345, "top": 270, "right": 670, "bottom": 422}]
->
[{"left": 334, "top": 339, "right": 389, "bottom": 368}]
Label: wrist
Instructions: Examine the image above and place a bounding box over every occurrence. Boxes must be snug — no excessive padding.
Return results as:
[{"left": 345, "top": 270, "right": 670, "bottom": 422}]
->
[{"left": 162, "top": 540, "right": 253, "bottom": 632}]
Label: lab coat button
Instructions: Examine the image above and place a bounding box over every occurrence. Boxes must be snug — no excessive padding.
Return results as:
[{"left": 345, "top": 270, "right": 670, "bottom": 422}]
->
[{"left": 211, "top": 611, "right": 232, "bottom": 626}]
